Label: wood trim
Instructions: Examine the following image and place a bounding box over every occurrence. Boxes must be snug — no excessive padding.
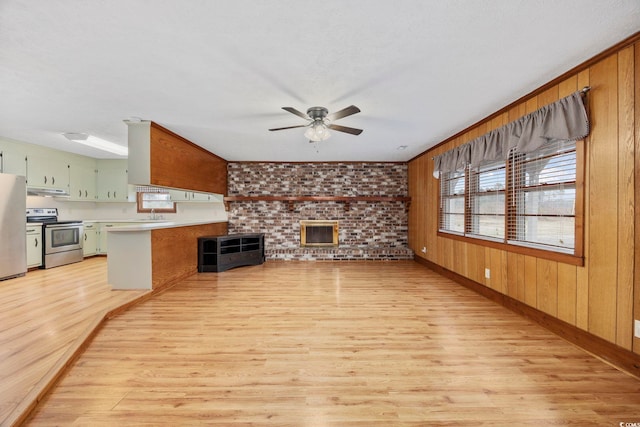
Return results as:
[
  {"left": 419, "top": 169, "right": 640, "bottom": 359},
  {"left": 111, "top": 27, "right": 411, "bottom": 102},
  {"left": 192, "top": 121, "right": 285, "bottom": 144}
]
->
[
  {"left": 232, "top": 161, "right": 407, "bottom": 165},
  {"left": 634, "top": 42, "right": 640, "bottom": 354},
  {"left": 225, "top": 195, "right": 411, "bottom": 212},
  {"left": 436, "top": 230, "right": 584, "bottom": 267},
  {"left": 224, "top": 196, "right": 411, "bottom": 202},
  {"left": 413, "top": 256, "right": 640, "bottom": 379},
  {"left": 410, "top": 30, "right": 640, "bottom": 162}
]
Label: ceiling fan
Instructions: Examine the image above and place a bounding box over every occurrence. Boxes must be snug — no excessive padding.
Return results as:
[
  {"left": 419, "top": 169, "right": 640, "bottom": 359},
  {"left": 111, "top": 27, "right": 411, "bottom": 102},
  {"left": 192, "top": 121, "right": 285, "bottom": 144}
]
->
[{"left": 269, "top": 105, "right": 363, "bottom": 142}]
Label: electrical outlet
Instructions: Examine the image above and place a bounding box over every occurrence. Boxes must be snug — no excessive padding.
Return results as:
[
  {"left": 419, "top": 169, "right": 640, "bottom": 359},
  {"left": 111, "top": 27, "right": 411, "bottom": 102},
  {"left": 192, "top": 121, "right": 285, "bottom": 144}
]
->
[
  {"left": 484, "top": 268, "right": 491, "bottom": 279},
  {"left": 421, "top": 246, "right": 427, "bottom": 253},
  {"left": 635, "top": 320, "right": 640, "bottom": 339}
]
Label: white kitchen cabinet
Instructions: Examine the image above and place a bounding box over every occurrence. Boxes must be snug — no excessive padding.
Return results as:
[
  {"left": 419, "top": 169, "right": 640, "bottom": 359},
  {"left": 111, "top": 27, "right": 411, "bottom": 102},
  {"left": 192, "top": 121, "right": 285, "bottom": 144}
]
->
[
  {"left": 69, "top": 160, "right": 97, "bottom": 201},
  {"left": 26, "top": 155, "right": 70, "bottom": 189},
  {"left": 168, "top": 189, "right": 218, "bottom": 202},
  {"left": 168, "top": 189, "right": 190, "bottom": 202},
  {"left": 97, "top": 223, "right": 115, "bottom": 254},
  {"left": 97, "top": 222, "right": 143, "bottom": 254},
  {"left": 83, "top": 222, "right": 97, "bottom": 257},
  {"left": 96, "top": 160, "right": 132, "bottom": 202},
  {"left": 0, "top": 149, "right": 27, "bottom": 176},
  {"left": 26, "top": 225, "right": 42, "bottom": 268},
  {"left": 189, "top": 191, "right": 215, "bottom": 202}
]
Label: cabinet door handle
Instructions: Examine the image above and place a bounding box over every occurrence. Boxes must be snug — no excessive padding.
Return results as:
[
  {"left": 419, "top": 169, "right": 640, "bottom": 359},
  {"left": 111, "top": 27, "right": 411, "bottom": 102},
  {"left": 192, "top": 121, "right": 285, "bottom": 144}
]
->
[
  {"left": 52, "top": 176, "right": 55, "bottom": 185},
  {"left": 84, "top": 233, "right": 87, "bottom": 241},
  {"left": 107, "top": 191, "right": 111, "bottom": 198},
  {"left": 114, "top": 191, "right": 117, "bottom": 198},
  {"left": 34, "top": 238, "right": 38, "bottom": 247},
  {"left": 44, "top": 176, "right": 47, "bottom": 184},
  {"left": 85, "top": 190, "right": 88, "bottom": 197},
  {"left": 79, "top": 190, "right": 82, "bottom": 197}
]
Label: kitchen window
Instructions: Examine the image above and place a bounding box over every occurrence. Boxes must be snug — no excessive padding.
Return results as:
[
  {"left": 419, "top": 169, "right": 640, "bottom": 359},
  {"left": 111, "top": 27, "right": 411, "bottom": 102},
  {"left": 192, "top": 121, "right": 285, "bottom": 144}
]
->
[{"left": 136, "top": 188, "right": 176, "bottom": 214}]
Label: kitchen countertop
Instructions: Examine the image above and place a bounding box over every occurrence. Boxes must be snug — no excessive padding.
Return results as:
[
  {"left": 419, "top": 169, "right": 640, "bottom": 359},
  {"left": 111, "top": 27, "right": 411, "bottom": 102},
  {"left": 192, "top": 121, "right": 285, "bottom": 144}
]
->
[
  {"left": 105, "top": 219, "right": 226, "bottom": 232},
  {"left": 81, "top": 219, "right": 172, "bottom": 223}
]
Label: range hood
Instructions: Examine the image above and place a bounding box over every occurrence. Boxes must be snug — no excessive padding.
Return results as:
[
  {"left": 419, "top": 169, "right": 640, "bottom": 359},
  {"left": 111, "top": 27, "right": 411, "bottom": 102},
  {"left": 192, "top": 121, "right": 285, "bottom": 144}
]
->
[{"left": 27, "top": 187, "right": 70, "bottom": 198}]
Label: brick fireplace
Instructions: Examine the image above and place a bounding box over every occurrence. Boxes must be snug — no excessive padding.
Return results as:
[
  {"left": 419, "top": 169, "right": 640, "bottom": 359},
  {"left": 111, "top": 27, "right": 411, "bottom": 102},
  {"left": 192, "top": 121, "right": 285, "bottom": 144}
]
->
[
  {"left": 300, "top": 220, "right": 339, "bottom": 247},
  {"left": 226, "top": 162, "right": 413, "bottom": 260}
]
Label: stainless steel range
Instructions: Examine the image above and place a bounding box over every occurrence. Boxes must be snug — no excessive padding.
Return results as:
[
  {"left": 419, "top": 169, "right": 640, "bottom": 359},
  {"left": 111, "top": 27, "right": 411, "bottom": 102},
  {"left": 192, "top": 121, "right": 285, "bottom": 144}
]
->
[{"left": 26, "top": 208, "right": 84, "bottom": 269}]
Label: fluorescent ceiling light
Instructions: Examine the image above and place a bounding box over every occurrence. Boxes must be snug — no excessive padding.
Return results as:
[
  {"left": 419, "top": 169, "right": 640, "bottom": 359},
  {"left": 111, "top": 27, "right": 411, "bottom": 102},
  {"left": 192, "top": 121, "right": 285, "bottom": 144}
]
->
[{"left": 62, "top": 133, "right": 128, "bottom": 156}]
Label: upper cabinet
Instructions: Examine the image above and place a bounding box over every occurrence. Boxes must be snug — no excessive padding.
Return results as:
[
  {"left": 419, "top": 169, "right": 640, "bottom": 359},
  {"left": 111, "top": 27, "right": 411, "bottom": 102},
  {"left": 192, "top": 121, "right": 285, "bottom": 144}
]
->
[
  {"left": 168, "top": 189, "right": 220, "bottom": 203},
  {"left": 0, "top": 148, "right": 27, "bottom": 176},
  {"left": 26, "top": 155, "right": 70, "bottom": 190},
  {"left": 69, "top": 158, "right": 97, "bottom": 201},
  {"left": 190, "top": 191, "right": 219, "bottom": 202},
  {"left": 96, "top": 159, "right": 132, "bottom": 202},
  {"left": 126, "top": 121, "right": 227, "bottom": 195}
]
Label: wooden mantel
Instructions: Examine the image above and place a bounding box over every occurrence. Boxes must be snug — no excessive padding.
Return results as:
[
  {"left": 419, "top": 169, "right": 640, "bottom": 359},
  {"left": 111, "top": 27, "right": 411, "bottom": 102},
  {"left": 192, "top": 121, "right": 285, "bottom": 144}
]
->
[{"left": 224, "top": 195, "right": 411, "bottom": 212}]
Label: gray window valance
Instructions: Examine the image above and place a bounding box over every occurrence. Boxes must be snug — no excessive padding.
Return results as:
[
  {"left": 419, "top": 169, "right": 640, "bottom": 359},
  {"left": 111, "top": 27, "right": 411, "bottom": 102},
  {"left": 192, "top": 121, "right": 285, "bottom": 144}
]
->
[{"left": 433, "top": 90, "right": 589, "bottom": 178}]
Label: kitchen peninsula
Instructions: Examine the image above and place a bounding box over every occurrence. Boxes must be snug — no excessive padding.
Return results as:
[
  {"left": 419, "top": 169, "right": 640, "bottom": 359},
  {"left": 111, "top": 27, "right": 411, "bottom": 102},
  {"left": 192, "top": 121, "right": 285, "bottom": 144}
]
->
[
  {"left": 111, "top": 120, "right": 230, "bottom": 290},
  {"left": 107, "top": 220, "right": 227, "bottom": 290}
]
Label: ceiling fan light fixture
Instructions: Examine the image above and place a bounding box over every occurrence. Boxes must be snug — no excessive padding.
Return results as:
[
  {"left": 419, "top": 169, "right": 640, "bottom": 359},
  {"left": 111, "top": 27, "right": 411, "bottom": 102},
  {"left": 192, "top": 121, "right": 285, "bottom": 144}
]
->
[
  {"left": 304, "top": 122, "right": 331, "bottom": 142},
  {"left": 270, "top": 105, "right": 361, "bottom": 141}
]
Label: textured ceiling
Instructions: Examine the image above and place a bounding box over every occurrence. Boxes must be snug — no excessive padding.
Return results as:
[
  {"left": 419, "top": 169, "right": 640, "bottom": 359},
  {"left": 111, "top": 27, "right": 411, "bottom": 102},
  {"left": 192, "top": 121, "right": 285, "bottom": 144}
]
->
[{"left": 1, "top": 0, "right": 639, "bottom": 162}]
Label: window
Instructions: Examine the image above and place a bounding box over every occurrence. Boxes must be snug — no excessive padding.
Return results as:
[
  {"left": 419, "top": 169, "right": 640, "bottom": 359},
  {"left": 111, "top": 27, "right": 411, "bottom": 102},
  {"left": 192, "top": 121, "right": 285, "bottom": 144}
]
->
[
  {"left": 136, "top": 190, "right": 176, "bottom": 214},
  {"left": 439, "top": 169, "right": 465, "bottom": 234},
  {"left": 438, "top": 139, "right": 582, "bottom": 259},
  {"left": 507, "top": 140, "right": 576, "bottom": 253},
  {"left": 468, "top": 159, "right": 505, "bottom": 240}
]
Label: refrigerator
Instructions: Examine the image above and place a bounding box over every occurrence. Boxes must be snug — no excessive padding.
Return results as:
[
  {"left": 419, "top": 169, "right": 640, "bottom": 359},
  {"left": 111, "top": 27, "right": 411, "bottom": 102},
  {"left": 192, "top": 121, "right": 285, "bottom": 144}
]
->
[{"left": 0, "top": 174, "right": 27, "bottom": 280}]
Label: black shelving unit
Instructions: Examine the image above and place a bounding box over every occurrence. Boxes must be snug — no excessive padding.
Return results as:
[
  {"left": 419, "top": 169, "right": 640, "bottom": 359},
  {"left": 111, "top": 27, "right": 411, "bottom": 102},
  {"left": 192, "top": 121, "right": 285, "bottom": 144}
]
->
[{"left": 198, "top": 233, "right": 265, "bottom": 272}]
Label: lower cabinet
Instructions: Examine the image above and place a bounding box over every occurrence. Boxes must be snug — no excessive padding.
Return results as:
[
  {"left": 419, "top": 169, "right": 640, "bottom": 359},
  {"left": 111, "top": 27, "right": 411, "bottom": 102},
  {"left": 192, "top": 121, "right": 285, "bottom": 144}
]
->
[
  {"left": 26, "top": 225, "right": 42, "bottom": 268},
  {"left": 83, "top": 222, "right": 97, "bottom": 257},
  {"left": 97, "top": 223, "right": 119, "bottom": 254},
  {"left": 198, "top": 233, "right": 265, "bottom": 272},
  {"left": 96, "top": 222, "right": 149, "bottom": 254}
]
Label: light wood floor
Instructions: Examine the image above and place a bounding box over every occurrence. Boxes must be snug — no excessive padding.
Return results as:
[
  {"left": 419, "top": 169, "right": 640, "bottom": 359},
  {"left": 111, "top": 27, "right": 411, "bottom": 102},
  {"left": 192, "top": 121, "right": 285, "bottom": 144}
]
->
[
  {"left": 0, "top": 258, "right": 147, "bottom": 427},
  {"left": 13, "top": 259, "right": 640, "bottom": 425}
]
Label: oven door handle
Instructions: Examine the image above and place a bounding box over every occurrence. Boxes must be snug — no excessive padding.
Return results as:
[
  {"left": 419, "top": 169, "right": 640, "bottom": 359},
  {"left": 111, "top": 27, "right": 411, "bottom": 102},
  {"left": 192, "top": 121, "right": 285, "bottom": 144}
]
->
[{"left": 45, "top": 223, "right": 82, "bottom": 229}]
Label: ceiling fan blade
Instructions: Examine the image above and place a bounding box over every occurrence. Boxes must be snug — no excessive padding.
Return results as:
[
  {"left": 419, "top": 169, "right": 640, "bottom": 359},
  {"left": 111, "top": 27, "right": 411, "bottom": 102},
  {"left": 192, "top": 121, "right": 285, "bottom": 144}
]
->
[
  {"left": 328, "top": 105, "right": 360, "bottom": 121},
  {"left": 268, "top": 124, "right": 308, "bottom": 131},
  {"left": 327, "top": 124, "right": 363, "bottom": 135},
  {"left": 282, "top": 107, "right": 309, "bottom": 120}
]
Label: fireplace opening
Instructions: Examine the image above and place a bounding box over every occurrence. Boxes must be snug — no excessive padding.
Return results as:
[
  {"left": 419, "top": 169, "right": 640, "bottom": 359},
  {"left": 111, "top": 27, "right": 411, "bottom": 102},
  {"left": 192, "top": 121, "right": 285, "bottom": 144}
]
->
[{"left": 300, "top": 220, "right": 339, "bottom": 247}]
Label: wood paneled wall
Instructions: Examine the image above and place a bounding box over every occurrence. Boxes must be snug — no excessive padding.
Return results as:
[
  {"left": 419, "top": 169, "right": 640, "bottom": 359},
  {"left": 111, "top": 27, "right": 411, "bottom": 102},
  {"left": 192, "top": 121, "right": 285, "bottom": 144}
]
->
[
  {"left": 408, "top": 38, "right": 640, "bottom": 354},
  {"left": 149, "top": 122, "right": 228, "bottom": 194},
  {"left": 151, "top": 222, "right": 227, "bottom": 290}
]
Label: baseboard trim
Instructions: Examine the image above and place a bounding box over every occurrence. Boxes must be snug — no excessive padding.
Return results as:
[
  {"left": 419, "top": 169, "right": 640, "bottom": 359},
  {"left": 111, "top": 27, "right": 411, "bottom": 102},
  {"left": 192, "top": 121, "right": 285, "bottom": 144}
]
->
[{"left": 413, "top": 256, "right": 640, "bottom": 380}]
